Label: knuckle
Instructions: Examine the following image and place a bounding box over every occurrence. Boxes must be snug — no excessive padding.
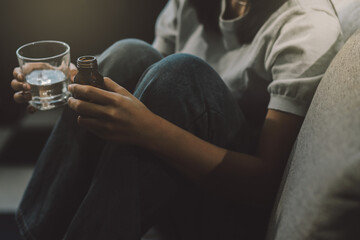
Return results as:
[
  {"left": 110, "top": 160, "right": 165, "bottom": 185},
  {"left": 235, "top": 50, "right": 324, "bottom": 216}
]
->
[
  {"left": 83, "top": 86, "right": 93, "bottom": 98},
  {"left": 121, "top": 97, "right": 132, "bottom": 110},
  {"left": 13, "top": 94, "right": 19, "bottom": 102},
  {"left": 73, "top": 85, "right": 83, "bottom": 99},
  {"left": 118, "top": 86, "right": 129, "bottom": 96},
  {"left": 10, "top": 80, "right": 17, "bottom": 89},
  {"left": 113, "top": 96, "right": 122, "bottom": 105},
  {"left": 107, "top": 108, "right": 117, "bottom": 119},
  {"left": 13, "top": 68, "right": 19, "bottom": 77},
  {"left": 72, "top": 84, "right": 79, "bottom": 94},
  {"left": 117, "top": 85, "right": 125, "bottom": 92},
  {"left": 74, "top": 100, "right": 81, "bottom": 111},
  {"left": 14, "top": 68, "right": 23, "bottom": 80},
  {"left": 12, "top": 80, "right": 23, "bottom": 90},
  {"left": 69, "top": 98, "right": 81, "bottom": 111}
]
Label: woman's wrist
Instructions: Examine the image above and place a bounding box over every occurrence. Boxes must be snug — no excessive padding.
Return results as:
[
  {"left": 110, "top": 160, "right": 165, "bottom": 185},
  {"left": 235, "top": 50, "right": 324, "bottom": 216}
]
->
[
  {"left": 138, "top": 112, "right": 170, "bottom": 152},
  {"left": 136, "top": 111, "right": 227, "bottom": 178}
]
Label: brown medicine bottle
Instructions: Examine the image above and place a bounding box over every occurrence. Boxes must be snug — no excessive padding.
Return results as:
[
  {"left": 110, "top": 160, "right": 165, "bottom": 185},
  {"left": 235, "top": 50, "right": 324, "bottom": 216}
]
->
[{"left": 74, "top": 56, "right": 105, "bottom": 89}]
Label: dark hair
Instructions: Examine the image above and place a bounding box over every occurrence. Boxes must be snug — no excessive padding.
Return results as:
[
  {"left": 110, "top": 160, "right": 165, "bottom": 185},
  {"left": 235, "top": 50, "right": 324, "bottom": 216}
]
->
[{"left": 189, "top": 0, "right": 288, "bottom": 43}]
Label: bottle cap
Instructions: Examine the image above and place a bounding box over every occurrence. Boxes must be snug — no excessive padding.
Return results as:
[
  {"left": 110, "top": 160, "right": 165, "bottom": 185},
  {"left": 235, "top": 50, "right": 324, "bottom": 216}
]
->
[{"left": 76, "top": 56, "right": 98, "bottom": 69}]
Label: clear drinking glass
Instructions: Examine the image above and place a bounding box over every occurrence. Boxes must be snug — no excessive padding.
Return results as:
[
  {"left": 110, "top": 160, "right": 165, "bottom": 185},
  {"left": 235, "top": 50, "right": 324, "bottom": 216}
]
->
[{"left": 16, "top": 40, "right": 71, "bottom": 110}]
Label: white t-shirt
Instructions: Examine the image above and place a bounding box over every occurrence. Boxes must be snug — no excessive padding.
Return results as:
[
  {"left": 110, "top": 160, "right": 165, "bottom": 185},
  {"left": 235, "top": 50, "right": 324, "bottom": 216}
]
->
[
  {"left": 152, "top": 0, "right": 343, "bottom": 125},
  {"left": 332, "top": 0, "right": 360, "bottom": 40}
]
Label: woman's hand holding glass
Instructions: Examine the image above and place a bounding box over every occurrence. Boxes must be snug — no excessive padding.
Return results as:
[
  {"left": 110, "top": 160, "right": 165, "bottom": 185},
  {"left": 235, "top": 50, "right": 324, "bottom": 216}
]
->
[{"left": 11, "top": 63, "right": 78, "bottom": 112}]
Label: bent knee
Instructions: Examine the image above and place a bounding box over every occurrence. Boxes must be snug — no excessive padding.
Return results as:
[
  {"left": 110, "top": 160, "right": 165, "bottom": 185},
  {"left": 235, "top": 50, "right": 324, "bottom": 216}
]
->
[
  {"left": 98, "top": 39, "right": 163, "bottom": 79},
  {"left": 159, "top": 53, "right": 208, "bottom": 71},
  {"left": 134, "top": 53, "right": 219, "bottom": 100},
  {"left": 105, "top": 39, "right": 161, "bottom": 59},
  {"left": 142, "top": 53, "right": 217, "bottom": 87},
  {"left": 109, "top": 39, "right": 151, "bottom": 52}
]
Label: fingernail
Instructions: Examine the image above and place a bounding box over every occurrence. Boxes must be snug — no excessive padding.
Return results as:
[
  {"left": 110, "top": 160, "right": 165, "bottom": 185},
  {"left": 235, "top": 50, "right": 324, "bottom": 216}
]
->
[{"left": 68, "top": 85, "right": 73, "bottom": 91}]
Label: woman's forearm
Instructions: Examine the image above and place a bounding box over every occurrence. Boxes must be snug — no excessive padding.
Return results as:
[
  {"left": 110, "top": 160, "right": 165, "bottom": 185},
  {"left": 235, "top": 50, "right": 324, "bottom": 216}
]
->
[
  {"left": 143, "top": 114, "right": 277, "bottom": 204},
  {"left": 143, "top": 109, "right": 303, "bottom": 204},
  {"left": 144, "top": 113, "right": 227, "bottom": 178}
]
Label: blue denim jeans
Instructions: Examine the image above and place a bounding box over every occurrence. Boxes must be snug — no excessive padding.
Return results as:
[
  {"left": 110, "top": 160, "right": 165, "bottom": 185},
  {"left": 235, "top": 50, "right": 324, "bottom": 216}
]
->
[{"left": 16, "top": 39, "right": 264, "bottom": 240}]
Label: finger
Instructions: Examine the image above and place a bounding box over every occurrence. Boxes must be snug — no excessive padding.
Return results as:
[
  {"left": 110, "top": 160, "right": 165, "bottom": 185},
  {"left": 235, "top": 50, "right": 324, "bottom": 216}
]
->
[
  {"left": 68, "top": 97, "right": 110, "bottom": 119},
  {"left": 26, "top": 105, "right": 37, "bottom": 114},
  {"left": 77, "top": 116, "right": 105, "bottom": 132},
  {"left": 68, "top": 84, "right": 116, "bottom": 105},
  {"left": 22, "top": 62, "right": 54, "bottom": 75},
  {"left": 69, "top": 63, "right": 78, "bottom": 82},
  {"left": 103, "top": 77, "right": 129, "bottom": 96},
  {"left": 13, "top": 67, "right": 24, "bottom": 81},
  {"left": 77, "top": 116, "right": 111, "bottom": 139},
  {"left": 11, "top": 79, "right": 30, "bottom": 91},
  {"left": 13, "top": 91, "right": 32, "bottom": 103}
]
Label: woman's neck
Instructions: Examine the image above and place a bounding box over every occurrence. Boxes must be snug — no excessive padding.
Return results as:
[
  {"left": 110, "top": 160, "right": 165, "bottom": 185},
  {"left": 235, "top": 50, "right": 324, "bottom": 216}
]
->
[{"left": 223, "top": 0, "right": 250, "bottom": 20}]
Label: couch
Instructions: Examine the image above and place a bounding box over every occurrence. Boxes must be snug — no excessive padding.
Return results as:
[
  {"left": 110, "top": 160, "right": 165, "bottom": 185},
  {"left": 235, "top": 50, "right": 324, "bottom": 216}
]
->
[
  {"left": 264, "top": 2, "right": 360, "bottom": 239},
  {"left": 265, "top": 29, "right": 360, "bottom": 239}
]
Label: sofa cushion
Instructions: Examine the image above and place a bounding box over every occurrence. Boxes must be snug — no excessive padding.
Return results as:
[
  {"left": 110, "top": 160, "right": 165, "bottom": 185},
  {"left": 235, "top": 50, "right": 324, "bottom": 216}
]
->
[{"left": 266, "top": 30, "right": 360, "bottom": 240}]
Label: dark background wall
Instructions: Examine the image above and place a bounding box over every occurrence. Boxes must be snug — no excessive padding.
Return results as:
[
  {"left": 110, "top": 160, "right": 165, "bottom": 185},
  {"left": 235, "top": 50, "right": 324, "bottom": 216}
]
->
[{"left": 0, "top": 0, "right": 168, "bottom": 123}]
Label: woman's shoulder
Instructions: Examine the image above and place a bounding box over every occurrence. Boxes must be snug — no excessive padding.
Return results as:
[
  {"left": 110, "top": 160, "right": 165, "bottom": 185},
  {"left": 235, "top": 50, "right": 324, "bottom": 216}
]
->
[
  {"left": 263, "top": 1, "right": 344, "bottom": 117},
  {"left": 290, "top": 0, "right": 336, "bottom": 12},
  {"left": 271, "top": 0, "right": 340, "bottom": 25},
  {"left": 262, "top": 0, "right": 342, "bottom": 44},
  {"left": 282, "top": 0, "right": 342, "bottom": 43}
]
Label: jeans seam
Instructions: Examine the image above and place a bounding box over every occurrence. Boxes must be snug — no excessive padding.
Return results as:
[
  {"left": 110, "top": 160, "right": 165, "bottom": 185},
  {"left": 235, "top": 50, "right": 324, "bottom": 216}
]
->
[{"left": 183, "top": 99, "right": 226, "bottom": 141}]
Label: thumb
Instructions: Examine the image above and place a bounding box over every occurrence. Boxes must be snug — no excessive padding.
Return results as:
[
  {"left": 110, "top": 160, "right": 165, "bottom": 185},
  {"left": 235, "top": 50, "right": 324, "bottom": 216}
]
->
[{"left": 69, "top": 63, "right": 78, "bottom": 82}]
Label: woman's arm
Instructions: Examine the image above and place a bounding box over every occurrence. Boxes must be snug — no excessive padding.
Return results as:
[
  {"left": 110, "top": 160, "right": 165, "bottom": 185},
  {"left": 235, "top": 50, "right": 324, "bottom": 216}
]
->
[
  {"left": 68, "top": 78, "right": 303, "bottom": 204},
  {"left": 144, "top": 107, "right": 303, "bottom": 204}
]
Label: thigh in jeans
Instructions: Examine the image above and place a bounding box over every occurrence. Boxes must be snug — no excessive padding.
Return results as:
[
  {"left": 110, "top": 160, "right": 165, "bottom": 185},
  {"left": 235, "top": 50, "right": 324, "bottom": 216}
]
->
[{"left": 134, "top": 53, "right": 254, "bottom": 239}]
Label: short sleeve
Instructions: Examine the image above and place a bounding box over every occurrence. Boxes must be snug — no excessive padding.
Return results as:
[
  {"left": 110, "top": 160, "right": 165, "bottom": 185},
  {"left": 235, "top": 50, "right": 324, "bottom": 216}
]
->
[
  {"left": 152, "top": 0, "right": 179, "bottom": 56},
  {"left": 265, "top": 10, "right": 343, "bottom": 117}
]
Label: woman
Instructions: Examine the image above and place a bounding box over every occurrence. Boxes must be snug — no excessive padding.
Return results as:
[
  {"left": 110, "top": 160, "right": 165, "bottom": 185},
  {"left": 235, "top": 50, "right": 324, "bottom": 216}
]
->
[{"left": 11, "top": 0, "right": 342, "bottom": 239}]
